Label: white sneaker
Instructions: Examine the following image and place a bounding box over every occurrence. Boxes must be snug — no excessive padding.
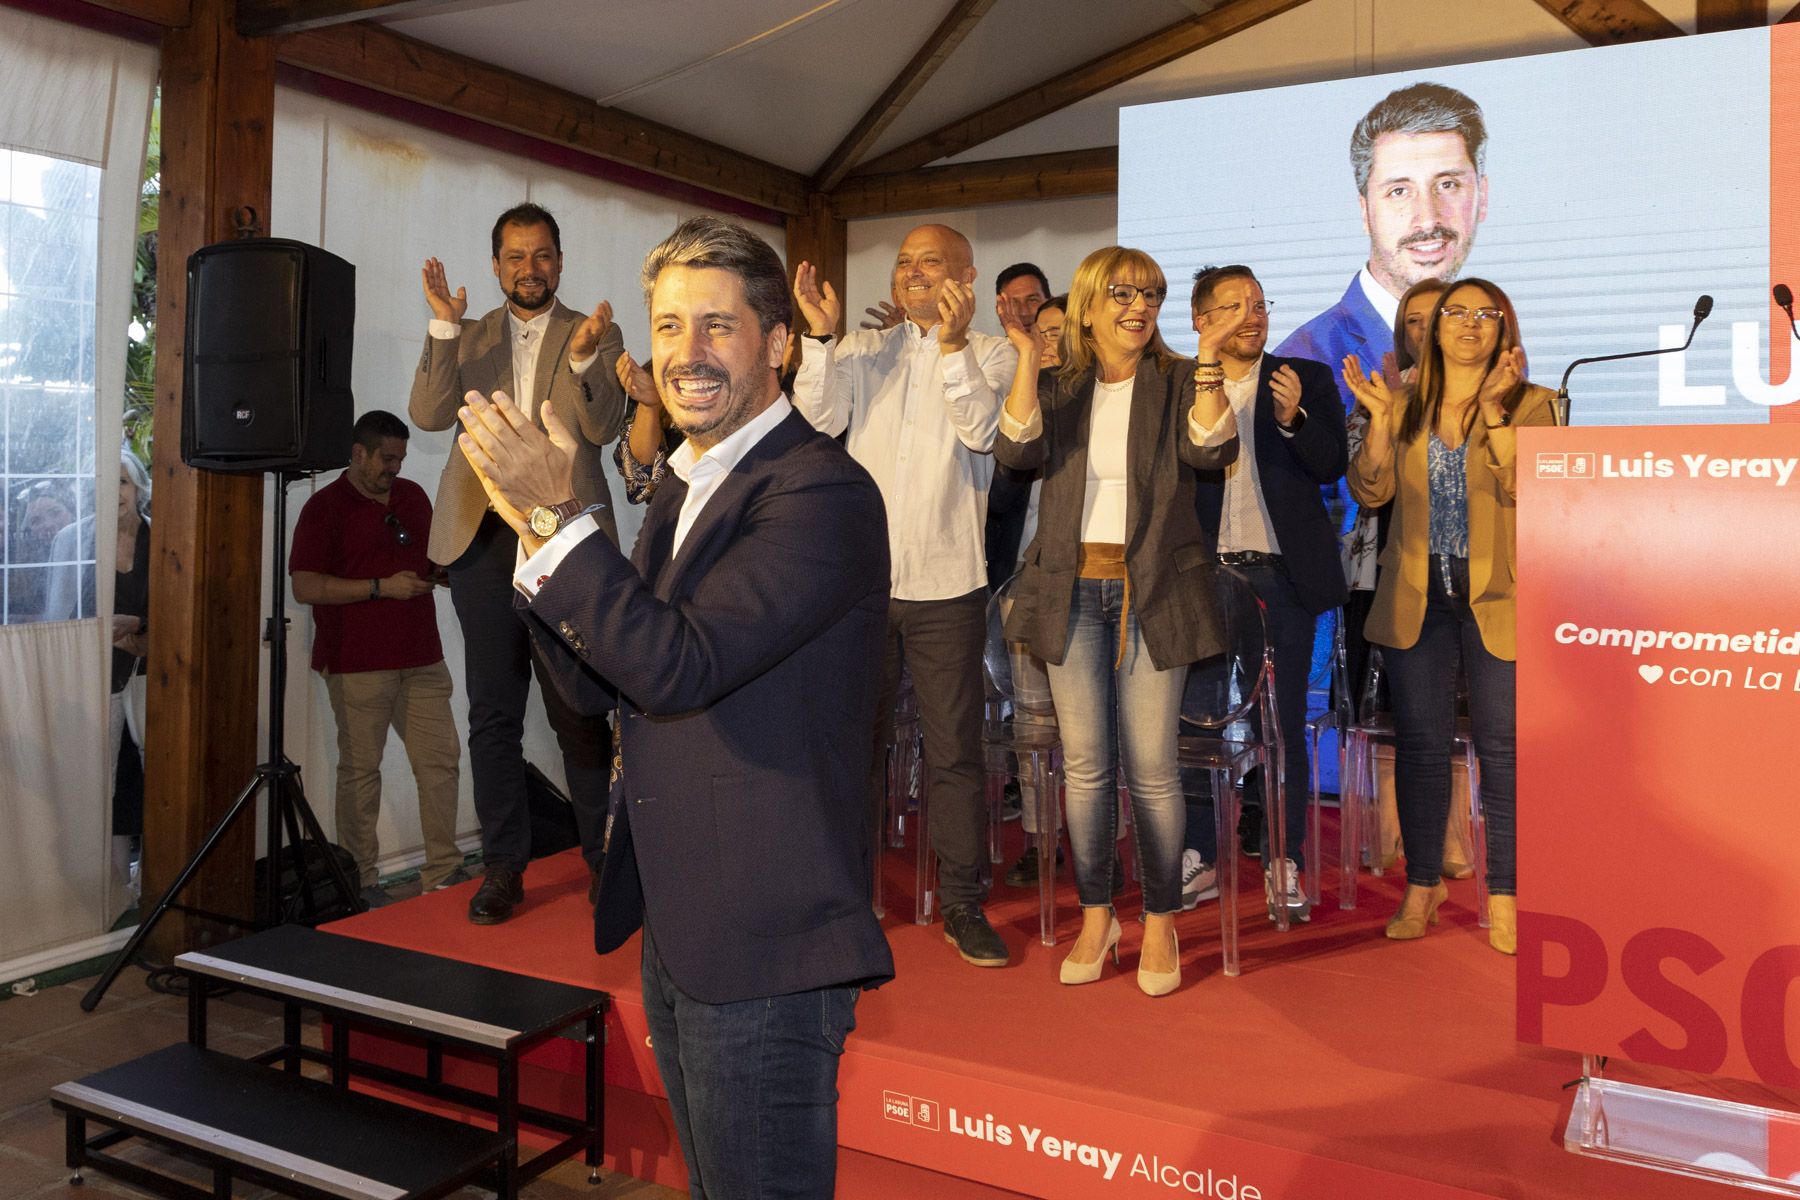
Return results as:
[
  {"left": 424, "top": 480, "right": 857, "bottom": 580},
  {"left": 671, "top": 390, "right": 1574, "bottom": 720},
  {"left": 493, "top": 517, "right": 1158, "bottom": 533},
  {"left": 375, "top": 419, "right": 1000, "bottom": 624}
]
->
[
  {"left": 1263, "top": 858, "right": 1310, "bottom": 923},
  {"left": 1180, "top": 849, "right": 1219, "bottom": 909}
]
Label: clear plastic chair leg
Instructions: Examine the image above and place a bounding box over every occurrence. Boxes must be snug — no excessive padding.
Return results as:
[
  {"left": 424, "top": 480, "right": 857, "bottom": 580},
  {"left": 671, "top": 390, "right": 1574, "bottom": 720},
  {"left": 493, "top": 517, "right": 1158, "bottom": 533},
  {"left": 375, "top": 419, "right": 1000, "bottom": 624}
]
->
[
  {"left": 1032, "top": 753, "right": 1057, "bottom": 948},
  {"left": 1340, "top": 729, "right": 1364, "bottom": 910},
  {"left": 1215, "top": 767, "right": 1239, "bottom": 978},
  {"left": 913, "top": 774, "right": 934, "bottom": 925},
  {"left": 1467, "top": 742, "right": 1489, "bottom": 928}
]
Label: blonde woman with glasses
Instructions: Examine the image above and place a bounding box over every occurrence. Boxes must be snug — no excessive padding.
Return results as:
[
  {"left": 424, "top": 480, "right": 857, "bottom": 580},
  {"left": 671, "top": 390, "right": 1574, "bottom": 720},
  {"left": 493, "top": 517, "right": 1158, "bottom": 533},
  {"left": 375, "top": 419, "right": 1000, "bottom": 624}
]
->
[{"left": 995, "top": 246, "right": 1237, "bottom": 996}]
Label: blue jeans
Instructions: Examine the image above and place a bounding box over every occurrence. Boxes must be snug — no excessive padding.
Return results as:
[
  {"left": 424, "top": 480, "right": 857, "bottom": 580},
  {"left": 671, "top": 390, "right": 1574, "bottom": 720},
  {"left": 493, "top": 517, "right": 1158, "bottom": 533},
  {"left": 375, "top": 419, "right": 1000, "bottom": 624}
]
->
[
  {"left": 639, "top": 924, "right": 859, "bottom": 1200},
  {"left": 1384, "top": 555, "right": 1517, "bottom": 894},
  {"left": 1181, "top": 558, "right": 1315, "bottom": 867},
  {"left": 1044, "top": 578, "right": 1186, "bottom": 913}
]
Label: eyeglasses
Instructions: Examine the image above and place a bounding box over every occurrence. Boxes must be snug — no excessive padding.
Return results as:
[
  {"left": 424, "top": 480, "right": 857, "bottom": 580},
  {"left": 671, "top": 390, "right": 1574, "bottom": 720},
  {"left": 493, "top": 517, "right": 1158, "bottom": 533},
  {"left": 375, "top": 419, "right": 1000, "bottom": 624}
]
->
[
  {"left": 384, "top": 510, "right": 413, "bottom": 548},
  {"left": 1440, "top": 305, "right": 1504, "bottom": 325},
  {"left": 1107, "top": 283, "right": 1167, "bottom": 307},
  {"left": 1199, "top": 301, "right": 1274, "bottom": 318}
]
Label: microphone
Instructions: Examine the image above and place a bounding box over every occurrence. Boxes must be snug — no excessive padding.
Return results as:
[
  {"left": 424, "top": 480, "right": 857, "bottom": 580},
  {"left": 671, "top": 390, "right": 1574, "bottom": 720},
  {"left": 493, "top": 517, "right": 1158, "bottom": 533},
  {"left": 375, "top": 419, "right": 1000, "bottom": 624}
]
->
[
  {"left": 1557, "top": 293, "right": 1713, "bottom": 426},
  {"left": 1775, "top": 284, "right": 1798, "bottom": 342}
]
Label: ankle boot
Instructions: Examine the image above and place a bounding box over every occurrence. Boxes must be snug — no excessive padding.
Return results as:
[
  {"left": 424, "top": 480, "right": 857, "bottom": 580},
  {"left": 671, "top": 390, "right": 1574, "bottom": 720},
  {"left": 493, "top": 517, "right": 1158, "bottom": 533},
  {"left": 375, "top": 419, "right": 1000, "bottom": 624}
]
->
[
  {"left": 1487, "top": 895, "right": 1517, "bottom": 955},
  {"left": 1384, "top": 881, "right": 1448, "bottom": 940}
]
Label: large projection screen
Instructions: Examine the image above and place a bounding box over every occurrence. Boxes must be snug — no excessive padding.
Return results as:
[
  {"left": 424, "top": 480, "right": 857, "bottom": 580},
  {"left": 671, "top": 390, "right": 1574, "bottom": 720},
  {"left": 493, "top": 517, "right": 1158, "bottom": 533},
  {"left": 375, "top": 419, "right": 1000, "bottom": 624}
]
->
[{"left": 1118, "top": 25, "right": 1799, "bottom": 427}]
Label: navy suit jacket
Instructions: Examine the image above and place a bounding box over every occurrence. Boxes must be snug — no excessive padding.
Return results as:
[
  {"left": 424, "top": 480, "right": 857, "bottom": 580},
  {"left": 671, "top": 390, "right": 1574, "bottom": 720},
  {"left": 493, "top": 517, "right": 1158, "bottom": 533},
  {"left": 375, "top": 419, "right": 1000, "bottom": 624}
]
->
[
  {"left": 523, "top": 407, "right": 896, "bottom": 1004},
  {"left": 1274, "top": 274, "right": 1392, "bottom": 373},
  {"left": 1193, "top": 355, "right": 1350, "bottom": 617}
]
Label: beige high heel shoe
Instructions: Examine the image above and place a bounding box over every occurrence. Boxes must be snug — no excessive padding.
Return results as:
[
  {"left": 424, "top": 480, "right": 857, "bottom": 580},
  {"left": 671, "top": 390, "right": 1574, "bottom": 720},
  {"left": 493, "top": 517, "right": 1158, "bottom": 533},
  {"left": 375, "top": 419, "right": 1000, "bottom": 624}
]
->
[
  {"left": 1487, "top": 895, "right": 1517, "bottom": 955},
  {"left": 1384, "top": 881, "right": 1448, "bottom": 940},
  {"left": 1137, "top": 929, "right": 1180, "bottom": 997},
  {"left": 1060, "top": 914, "right": 1123, "bottom": 985}
]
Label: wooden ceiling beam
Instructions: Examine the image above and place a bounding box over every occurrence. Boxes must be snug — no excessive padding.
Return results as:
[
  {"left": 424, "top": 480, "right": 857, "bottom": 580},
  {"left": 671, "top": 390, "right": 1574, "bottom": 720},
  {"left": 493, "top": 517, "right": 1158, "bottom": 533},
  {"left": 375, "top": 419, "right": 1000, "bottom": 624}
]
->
[
  {"left": 237, "top": 0, "right": 505, "bottom": 37},
  {"left": 829, "top": 145, "right": 1116, "bottom": 219},
  {"left": 848, "top": 0, "right": 1311, "bottom": 178},
  {"left": 1528, "top": 0, "right": 1682, "bottom": 46},
  {"left": 1694, "top": 0, "right": 1765, "bottom": 32},
  {"left": 39, "top": 0, "right": 192, "bottom": 25},
  {"left": 275, "top": 21, "right": 809, "bottom": 213},
  {"left": 810, "top": 0, "right": 998, "bottom": 193}
]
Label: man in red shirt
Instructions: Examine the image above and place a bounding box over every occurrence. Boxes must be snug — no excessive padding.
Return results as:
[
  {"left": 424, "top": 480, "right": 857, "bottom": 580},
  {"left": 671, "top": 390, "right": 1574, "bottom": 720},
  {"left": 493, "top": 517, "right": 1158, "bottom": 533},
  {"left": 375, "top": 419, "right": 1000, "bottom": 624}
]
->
[{"left": 290, "top": 410, "right": 464, "bottom": 907}]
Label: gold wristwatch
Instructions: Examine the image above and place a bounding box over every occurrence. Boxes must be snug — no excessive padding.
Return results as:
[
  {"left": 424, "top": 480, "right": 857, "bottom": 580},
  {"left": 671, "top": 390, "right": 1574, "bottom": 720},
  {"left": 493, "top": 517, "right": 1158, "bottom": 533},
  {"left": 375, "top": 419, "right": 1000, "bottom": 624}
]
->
[{"left": 527, "top": 498, "right": 585, "bottom": 539}]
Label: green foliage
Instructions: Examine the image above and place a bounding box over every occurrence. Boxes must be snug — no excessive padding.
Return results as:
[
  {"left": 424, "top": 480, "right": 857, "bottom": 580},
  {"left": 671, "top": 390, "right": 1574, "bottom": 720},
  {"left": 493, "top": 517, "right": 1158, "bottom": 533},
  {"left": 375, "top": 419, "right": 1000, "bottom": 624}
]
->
[{"left": 122, "top": 96, "right": 159, "bottom": 464}]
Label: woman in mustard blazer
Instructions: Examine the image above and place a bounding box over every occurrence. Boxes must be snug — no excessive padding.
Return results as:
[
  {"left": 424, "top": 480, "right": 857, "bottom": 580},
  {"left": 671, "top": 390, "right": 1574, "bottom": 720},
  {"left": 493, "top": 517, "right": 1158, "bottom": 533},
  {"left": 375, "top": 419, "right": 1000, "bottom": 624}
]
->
[{"left": 1340, "top": 278, "right": 1555, "bottom": 956}]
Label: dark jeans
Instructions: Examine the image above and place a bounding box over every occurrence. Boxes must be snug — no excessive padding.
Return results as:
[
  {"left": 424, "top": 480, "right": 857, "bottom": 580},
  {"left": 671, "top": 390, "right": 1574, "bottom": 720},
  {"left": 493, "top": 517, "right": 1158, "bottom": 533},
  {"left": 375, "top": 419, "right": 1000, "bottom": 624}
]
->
[
  {"left": 1384, "top": 555, "right": 1517, "bottom": 894},
  {"left": 864, "top": 590, "right": 989, "bottom": 908},
  {"left": 640, "top": 924, "right": 857, "bottom": 1200},
  {"left": 449, "top": 512, "right": 613, "bottom": 872},
  {"left": 1181, "top": 557, "right": 1315, "bottom": 868}
]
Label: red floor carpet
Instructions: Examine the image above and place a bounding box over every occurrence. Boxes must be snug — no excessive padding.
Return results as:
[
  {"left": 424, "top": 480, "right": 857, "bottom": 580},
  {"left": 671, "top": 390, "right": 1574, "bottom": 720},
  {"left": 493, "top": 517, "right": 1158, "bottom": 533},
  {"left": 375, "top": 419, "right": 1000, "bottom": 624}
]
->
[{"left": 330, "top": 819, "right": 1743, "bottom": 1199}]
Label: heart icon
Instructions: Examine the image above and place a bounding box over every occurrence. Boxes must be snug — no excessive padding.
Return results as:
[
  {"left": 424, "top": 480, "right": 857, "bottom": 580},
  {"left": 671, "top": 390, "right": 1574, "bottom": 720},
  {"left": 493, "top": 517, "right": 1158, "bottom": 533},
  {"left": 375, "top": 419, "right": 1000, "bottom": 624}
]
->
[{"left": 1638, "top": 664, "right": 1664, "bottom": 683}]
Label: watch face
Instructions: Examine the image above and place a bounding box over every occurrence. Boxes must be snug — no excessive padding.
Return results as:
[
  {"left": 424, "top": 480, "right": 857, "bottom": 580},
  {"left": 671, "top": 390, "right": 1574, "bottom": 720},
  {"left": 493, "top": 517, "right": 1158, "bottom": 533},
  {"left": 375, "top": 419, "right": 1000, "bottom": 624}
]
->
[{"left": 529, "top": 506, "right": 559, "bottom": 538}]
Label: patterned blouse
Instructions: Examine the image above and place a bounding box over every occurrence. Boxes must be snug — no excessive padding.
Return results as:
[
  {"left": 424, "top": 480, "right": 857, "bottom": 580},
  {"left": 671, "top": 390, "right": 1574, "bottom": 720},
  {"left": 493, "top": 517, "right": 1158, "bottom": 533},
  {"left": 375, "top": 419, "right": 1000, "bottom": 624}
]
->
[{"left": 1426, "top": 433, "right": 1470, "bottom": 559}]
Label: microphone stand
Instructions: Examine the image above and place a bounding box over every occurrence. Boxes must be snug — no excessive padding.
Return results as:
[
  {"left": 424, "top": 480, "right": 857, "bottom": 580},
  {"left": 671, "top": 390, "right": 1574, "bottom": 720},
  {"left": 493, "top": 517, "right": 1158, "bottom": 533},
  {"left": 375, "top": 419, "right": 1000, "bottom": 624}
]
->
[{"left": 1558, "top": 300, "right": 1711, "bottom": 426}]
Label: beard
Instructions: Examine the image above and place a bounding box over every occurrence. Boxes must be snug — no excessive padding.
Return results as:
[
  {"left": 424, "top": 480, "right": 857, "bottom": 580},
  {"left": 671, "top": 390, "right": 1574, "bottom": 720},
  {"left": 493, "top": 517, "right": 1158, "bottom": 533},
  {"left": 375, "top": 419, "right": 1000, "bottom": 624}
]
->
[
  {"left": 505, "top": 276, "right": 555, "bottom": 313},
  {"left": 660, "top": 361, "right": 765, "bottom": 448},
  {"left": 1375, "top": 224, "right": 1470, "bottom": 291}
]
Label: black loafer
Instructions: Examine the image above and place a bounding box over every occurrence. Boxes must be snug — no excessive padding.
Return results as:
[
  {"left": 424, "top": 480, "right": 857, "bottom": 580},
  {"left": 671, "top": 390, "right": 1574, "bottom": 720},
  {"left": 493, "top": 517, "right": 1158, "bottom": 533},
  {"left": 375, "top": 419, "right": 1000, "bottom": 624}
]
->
[
  {"left": 942, "top": 903, "right": 1009, "bottom": 967},
  {"left": 1004, "top": 845, "right": 1064, "bottom": 887},
  {"left": 468, "top": 865, "right": 524, "bottom": 925}
]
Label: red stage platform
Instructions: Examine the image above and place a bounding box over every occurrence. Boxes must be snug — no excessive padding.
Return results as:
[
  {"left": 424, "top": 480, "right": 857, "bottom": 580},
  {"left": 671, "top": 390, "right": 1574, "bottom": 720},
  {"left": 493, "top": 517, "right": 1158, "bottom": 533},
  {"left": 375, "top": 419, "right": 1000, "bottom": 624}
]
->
[{"left": 327, "top": 829, "right": 1738, "bottom": 1199}]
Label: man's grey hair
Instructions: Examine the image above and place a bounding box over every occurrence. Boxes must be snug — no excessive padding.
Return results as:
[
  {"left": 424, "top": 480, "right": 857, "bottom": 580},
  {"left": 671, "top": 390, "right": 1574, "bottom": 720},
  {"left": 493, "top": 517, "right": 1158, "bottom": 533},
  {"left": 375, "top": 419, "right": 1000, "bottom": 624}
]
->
[
  {"left": 640, "top": 216, "right": 793, "bottom": 335},
  {"left": 1349, "top": 82, "right": 1487, "bottom": 196}
]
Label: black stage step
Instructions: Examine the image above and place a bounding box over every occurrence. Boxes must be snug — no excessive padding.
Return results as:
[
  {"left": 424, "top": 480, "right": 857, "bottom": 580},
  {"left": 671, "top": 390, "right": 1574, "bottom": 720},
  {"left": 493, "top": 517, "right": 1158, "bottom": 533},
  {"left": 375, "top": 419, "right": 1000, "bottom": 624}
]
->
[
  {"left": 176, "top": 924, "right": 605, "bottom": 1049},
  {"left": 51, "top": 1042, "right": 509, "bottom": 1200}
]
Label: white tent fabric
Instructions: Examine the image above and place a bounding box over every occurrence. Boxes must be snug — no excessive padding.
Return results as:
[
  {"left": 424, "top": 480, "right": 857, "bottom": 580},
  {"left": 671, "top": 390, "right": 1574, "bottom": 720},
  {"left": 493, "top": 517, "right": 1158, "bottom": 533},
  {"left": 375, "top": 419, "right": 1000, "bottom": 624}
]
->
[{"left": 0, "top": 10, "right": 156, "bottom": 977}]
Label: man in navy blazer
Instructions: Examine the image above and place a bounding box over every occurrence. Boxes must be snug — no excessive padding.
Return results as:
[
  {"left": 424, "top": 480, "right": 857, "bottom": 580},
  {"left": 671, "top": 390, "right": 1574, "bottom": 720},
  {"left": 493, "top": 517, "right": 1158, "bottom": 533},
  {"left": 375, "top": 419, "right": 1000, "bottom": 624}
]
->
[
  {"left": 1187, "top": 265, "right": 1349, "bottom": 922},
  {"left": 457, "top": 217, "right": 893, "bottom": 1200}
]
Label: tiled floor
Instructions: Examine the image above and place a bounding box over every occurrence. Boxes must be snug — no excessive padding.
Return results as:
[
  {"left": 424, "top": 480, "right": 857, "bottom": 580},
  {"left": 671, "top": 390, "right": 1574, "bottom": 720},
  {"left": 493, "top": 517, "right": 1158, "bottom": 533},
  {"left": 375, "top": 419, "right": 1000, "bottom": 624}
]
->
[{"left": 0, "top": 966, "right": 681, "bottom": 1200}]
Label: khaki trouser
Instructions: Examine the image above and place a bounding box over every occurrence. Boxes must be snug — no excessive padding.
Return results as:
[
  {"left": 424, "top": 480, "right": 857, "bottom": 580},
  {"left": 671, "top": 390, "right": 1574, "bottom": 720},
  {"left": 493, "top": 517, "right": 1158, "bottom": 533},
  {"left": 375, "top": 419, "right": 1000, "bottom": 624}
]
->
[{"left": 323, "top": 660, "right": 462, "bottom": 889}]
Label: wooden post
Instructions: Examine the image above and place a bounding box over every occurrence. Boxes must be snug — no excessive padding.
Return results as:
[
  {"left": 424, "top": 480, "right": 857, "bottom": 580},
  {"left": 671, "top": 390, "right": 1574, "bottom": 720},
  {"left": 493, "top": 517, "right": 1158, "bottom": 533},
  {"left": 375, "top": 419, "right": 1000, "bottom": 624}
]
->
[
  {"left": 141, "top": 0, "right": 274, "bottom": 959},
  {"left": 785, "top": 193, "right": 847, "bottom": 338}
]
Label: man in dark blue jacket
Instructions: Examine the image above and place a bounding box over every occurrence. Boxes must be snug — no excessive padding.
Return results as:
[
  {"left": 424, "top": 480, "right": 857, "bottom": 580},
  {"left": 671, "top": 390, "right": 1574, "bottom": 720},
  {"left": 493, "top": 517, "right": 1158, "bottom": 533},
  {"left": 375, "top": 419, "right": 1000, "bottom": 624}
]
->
[
  {"left": 457, "top": 217, "right": 893, "bottom": 1200},
  {"left": 1189, "top": 265, "right": 1349, "bottom": 923}
]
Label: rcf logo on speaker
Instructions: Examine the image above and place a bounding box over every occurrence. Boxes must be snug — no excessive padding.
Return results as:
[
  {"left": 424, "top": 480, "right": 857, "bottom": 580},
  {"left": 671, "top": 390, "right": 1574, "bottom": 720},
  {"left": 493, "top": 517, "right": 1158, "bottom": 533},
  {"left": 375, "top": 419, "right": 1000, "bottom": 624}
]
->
[
  {"left": 882, "top": 1090, "right": 940, "bottom": 1130},
  {"left": 1536, "top": 452, "right": 1596, "bottom": 480}
]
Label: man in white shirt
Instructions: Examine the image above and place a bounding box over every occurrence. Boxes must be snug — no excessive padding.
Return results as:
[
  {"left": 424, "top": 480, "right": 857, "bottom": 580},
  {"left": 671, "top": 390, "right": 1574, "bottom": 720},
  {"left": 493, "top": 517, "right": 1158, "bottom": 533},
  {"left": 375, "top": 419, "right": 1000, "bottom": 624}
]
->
[
  {"left": 791, "top": 224, "right": 1016, "bottom": 966},
  {"left": 408, "top": 203, "right": 628, "bottom": 925}
]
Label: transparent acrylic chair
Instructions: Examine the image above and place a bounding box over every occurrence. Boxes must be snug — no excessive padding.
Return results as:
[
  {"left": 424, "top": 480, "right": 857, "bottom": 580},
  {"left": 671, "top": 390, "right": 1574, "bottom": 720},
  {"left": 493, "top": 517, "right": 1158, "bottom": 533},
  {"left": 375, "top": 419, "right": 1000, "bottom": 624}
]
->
[
  {"left": 1337, "top": 648, "right": 1488, "bottom": 925},
  {"left": 983, "top": 573, "right": 1063, "bottom": 947},
  {"left": 872, "top": 675, "right": 925, "bottom": 922},
  {"left": 1178, "top": 565, "right": 1294, "bottom": 979},
  {"left": 1302, "top": 607, "right": 1349, "bottom": 912}
]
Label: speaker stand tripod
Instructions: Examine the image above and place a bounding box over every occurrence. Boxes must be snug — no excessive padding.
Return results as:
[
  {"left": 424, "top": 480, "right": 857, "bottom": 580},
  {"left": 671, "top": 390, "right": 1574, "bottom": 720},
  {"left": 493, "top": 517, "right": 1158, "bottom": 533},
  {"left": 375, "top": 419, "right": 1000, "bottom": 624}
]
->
[{"left": 82, "top": 471, "right": 361, "bottom": 1012}]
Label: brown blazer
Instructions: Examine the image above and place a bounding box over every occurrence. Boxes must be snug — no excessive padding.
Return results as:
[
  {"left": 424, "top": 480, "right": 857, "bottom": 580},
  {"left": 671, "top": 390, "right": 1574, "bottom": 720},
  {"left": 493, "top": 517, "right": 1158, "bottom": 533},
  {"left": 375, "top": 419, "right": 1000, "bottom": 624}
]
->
[
  {"left": 408, "top": 300, "right": 627, "bottom": 565},
  {"left": 995, "top": 356, "right": 1239, "bottom": 672},
  {"left": 1348, "top": 383, "right": 1556, "bottom": 660}
]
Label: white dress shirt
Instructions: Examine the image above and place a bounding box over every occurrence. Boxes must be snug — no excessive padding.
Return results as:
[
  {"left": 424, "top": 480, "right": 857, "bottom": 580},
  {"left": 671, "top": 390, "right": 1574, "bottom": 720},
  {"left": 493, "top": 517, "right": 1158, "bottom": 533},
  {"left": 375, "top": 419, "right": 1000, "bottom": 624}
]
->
[
  {"left": 793, "top": 321, "right": 1013, "bottom": 602},
  {"left": 1357, "top": 266, "right": 1401, "bottom": 335},
  {"left": 1217, "top": 356, "right": 1281, "bottom": 555},
  {"left": 513, "top": 397, "right": 794, "bottom": 597}
]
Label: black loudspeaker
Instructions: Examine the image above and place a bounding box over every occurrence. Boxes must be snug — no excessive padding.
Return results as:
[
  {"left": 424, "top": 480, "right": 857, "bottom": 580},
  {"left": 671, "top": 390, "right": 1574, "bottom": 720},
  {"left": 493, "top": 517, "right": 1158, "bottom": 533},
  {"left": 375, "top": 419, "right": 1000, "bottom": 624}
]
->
[{"left": 181, "top": 238, "right": 356, "bottom": 473}]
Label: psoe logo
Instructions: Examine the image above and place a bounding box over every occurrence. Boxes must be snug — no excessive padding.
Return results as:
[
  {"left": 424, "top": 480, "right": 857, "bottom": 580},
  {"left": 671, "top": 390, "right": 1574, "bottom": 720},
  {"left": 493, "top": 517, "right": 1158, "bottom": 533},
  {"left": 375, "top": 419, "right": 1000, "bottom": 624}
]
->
[
  {"left": 882, "top": 1091, "right": 941, "bottom": 1131},
  {"left": 1535, "top": 452, "right": 1595, "bottom": 480}
]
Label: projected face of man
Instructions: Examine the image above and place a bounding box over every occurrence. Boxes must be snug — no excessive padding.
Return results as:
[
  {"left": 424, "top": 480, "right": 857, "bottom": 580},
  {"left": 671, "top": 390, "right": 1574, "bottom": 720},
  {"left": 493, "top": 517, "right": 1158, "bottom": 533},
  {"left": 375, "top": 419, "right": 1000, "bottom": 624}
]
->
[{"left": 1360, "top": 131, "right": 1488, "bottom": 298}]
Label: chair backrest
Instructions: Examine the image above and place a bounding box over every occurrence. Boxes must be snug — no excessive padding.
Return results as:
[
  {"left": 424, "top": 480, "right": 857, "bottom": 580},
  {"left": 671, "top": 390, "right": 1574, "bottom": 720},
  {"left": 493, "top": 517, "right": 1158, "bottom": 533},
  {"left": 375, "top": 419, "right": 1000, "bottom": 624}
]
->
[
  {"left": 984, "top": 571, "right": 1055, "bottom": 718},
  {"left": 1180, "top": 565, "right": 1275, "bottom": 732}
]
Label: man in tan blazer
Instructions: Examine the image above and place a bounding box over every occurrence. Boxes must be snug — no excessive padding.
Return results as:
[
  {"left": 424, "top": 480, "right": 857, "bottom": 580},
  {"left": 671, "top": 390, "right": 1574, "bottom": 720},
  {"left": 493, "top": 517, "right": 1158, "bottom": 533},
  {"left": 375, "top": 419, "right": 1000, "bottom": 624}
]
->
[{"left": 409, "top": 202, "right": 628, "bottom": 924}]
